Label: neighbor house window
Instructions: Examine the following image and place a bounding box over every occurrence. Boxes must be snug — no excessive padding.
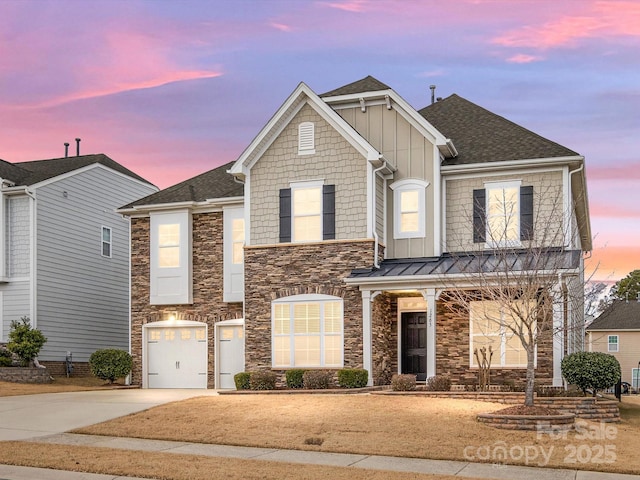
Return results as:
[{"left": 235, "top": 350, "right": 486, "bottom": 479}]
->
[
  {"left": 279, "top": 182, "right": 335, "bottom": 243},
  {"left": 608, "top": 335, "right": 619, "bottom": 352},
  {"left": 470, "top": 301, "right": 534, "bottom": 368},
  {"left": 473, "top": 181, "right": 533, "bottom": 245},
  {"left": 272, "top": 294, "right": 343, "bottom": 368},
  {"left": 101, "top": 226, "right": 112, "bottom": 258},
  {"left": 390, "top": 179, "right": 429, "bottom": 239},
  {"left": 298, "top": 122, "right": 315, "bottom": 155}
]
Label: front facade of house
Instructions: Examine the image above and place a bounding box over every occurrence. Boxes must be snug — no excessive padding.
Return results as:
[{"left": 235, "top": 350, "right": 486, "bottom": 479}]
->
[
  {"left": 587, "top": 300, "right": 640, "bottom": 388},
  {"left": 123, "top": 76, "right": 591, "bottom": 389},
  {"left": 0, "top": 154, "right": 157, "bottom": 372}
]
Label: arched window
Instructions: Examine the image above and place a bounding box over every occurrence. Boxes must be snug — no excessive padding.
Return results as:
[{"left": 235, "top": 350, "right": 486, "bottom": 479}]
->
[{"left": 390, "top": 179, "right": 429, "bottom": 239}]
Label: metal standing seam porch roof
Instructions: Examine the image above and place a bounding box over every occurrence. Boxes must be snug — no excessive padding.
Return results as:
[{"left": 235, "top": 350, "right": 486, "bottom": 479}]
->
[{"left": 348, "top": 248, "right": 582, "bottom": 281}]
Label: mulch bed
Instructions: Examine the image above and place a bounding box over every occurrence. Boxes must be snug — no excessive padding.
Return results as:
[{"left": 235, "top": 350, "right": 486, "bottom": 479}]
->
[{"left": 493, "top": 405, "right": 559, "bottom": 416}]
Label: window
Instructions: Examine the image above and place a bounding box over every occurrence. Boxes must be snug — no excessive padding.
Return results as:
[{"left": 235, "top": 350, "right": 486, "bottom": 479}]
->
[
  {"left": 272, "top": 294, "right": 343, "bottom": 368},
  {"left": 279, "top": 183, "right": 335, "bottom": 243},
  {"left": 633, "top": 368, "right": 640, "bottom": 389},
  {"left": 232, "top": 218, "right": 244, "bottom": 264},
  {"left": 390, "top": 179, "right": 429, "bottom": 239},
  {"left": 473, "top": 183, "right": 533, "bottom": 245},
  {"left": 470, "top": 301, "right": 534, "bottom": 368},
  {"left": 101, "top": 226, "right": 112, "bottom": 258},
  {"left": 158, "top": 224, "right": 180, "bottom": 267},
  {"left": 223, "top": 207, "right": 244, "bottom": 303},
  {"left": 608, "top": 335, "right": 619, "bottom": 352},
  {"left": 298, "top": 122, "right": 315, "bottom": 155}
]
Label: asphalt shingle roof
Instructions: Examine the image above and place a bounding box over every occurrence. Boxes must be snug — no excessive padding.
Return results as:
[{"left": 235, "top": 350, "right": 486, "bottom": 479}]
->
[
  {"left": 123, "top": 161, "right": 242, "bottom": 208},
  {"left": 419, "top": 94, "right": 579, "bottom": 166},
  {"left": 587, "top": 301, "right": 640, "bottom": 331},
  {"left": 320, "top": 75, "right": 391, "bottom": 97}
]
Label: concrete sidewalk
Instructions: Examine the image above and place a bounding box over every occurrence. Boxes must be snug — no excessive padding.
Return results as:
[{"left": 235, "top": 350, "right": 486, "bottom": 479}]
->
[{"left": 7, "top": 432, "right": 636, "bottom": 480}]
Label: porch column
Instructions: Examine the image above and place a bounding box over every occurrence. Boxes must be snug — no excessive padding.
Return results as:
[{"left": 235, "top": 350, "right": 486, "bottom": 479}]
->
[
  {"left": 361, "top": 290, "right": 373, "bottom": 386},
  {"left": 552, "top": 282, "right": 565, "bottom": 387},
  {"left": 420, "top": 288, "right": 437, "bottom": 379}
]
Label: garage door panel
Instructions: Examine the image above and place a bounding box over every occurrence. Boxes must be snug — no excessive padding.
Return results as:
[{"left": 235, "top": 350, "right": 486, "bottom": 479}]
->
[{"left": 218, "top": 325, "right": 244, "bottom": 389}]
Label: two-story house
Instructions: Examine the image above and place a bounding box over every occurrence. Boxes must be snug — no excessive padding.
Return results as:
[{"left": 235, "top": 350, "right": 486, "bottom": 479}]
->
[
  {"left": 122, "top": 76, "right": 590, "bottom": 389},
  {"left": 0, "top": 152, "right": 157, "bottom": 374}
]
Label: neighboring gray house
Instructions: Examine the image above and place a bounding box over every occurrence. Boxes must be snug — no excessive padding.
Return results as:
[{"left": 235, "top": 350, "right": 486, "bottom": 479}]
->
[{"left": 0, "top": 153, "right": 157, "bottom": 372}]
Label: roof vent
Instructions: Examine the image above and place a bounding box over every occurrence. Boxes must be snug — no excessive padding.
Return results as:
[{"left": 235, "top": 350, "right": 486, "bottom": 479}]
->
[
  {"left": 64, "top": 142, "right": 69, "bottom": 158},
  {"left": 75, "top": 138, "right": 81, "bottom": 156},
  {"left": 430, "top": 85, "right": 436, "bottom": 105}
]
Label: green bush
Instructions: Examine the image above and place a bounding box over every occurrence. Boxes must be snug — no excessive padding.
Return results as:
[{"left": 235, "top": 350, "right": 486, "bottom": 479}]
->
[
  {"left": 89, "top": 349, "right": 132, "bottom": 384},
  {"left": 391, "top": 374, "right": 416, "bottom": 391},
  {"left": 337, "top": 368, "right": 368, "bottom": 388},
  {"left": 249, "top": 370, "right": 277, "bottom": 390},
  {"left": 7, "top": 317, "right": 47, "bottom": 366},
  {"left": 285, "top": 369, "right": 307, "bottom": 389},
  {"left": 561, "top": 351, "right": 621, "bottom": 396},
  {"left": 302, "top": 370, "right": 334, "bottom": 389},
  {"left": 0, "top": 348, "right": 12, "bottom": 367},
  {"left": 425, "top": 374, "right": 451, "bottom": 392},
  {"left": 234, "top": 372, "right": 251, "bottom": 390}
]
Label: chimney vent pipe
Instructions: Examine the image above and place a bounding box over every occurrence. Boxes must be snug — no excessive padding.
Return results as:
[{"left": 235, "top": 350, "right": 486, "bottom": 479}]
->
[
  {"left": 430, "top": 85, "right": 436, "bottom": 105},
  {"left": 64, "top": 142, "right": 69, "bottom": 158},
  {"left": 75, "top": 138, "right": 81, "bottom": 156}
]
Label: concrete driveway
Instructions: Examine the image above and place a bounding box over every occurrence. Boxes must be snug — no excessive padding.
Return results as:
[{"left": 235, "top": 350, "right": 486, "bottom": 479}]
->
[{"left": 0, "top": 389, "right": 217, "bottom": 441}]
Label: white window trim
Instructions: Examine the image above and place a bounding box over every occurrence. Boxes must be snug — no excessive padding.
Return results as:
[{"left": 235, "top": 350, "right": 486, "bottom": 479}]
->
[
  {"left": 271, "top": 293, "right": 344, "bottom": 368},
  {"left": 101, "top": 226, "right": 112, "bottom": 258},
  {"left": 291, "top": 180, "right": 324, "bottom": 243},
  {"left": 390, "top": 179, "right": 429, "bottom": 239},
  {"left": 469, "top": 301, "right": 534, "bottom": 369},
  {"left": 608, "top": 335, "right": 619, "bottom": 352},
  {"left": 298, "top": 122, "right": 316, "bottom": 155},
  {"left": 223, "top": 206, "right": 245, "bottom": 303},
  {"left": 484, "top": 180, "right": 522, "bottom": 248},
  {"left": 633, "top": 368, "right": 640, "bottom": 389}
]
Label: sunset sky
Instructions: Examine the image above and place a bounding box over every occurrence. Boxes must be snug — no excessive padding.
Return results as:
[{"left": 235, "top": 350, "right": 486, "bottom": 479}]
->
[{"left": 1, "top": 0, "right": 638, "bottom": 282}]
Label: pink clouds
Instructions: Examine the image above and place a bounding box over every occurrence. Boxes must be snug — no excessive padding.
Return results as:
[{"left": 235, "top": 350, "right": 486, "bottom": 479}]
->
[
  {"left": 506, "top": 54, "right": 543, "bottom": 64},
  {"left": 321, "top": 0, "right": 369, "bottom": 13}
]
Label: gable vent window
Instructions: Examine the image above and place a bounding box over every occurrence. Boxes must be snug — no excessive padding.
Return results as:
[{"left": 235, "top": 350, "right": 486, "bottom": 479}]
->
[{"left": 298, "top": 122, "right": 315, "bottom": 155}]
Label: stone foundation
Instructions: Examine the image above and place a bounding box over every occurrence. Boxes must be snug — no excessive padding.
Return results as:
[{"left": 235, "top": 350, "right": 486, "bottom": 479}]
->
[{"left": 0, "top": 367, "right": 52, "bottom": 384}]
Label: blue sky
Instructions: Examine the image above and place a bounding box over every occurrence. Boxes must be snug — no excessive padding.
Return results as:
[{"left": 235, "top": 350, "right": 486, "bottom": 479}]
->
[{"left": 1, "top": 0, "right": 638, "bottom": 280}]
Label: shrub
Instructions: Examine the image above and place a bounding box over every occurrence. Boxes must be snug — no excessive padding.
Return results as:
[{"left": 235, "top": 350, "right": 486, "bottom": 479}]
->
[
  {"left": 285, "top": 369, "right": 307, "bottom": 389},
  {"left": 561, "top": 351, "right": 621, "bottom": 396},
  {"left": 89, "top": 349, "right": 132, "bottom": 384},
  {"left": 425, "top": 374, "right": 451, "bottom": 392},
  {"left": 0, "top": 347, "right": 12, "bottom": 367},
  {"left": 249, "top": 370, "right": 277, "bottom": 390},
  {"left": 7, "top": 317, "right": 47, "bottom": 366},
  {"left": 337, "top": 368, "right": 368, "bottom": 388},
  {"left": 234, "top": 372, "right": 251, "bottom": 390},
  {"left": 391, "top": 374, "right": 416, "bottom": 391},
  {"left": 303, "top": 370, "right": 334, "bottom": 389}
]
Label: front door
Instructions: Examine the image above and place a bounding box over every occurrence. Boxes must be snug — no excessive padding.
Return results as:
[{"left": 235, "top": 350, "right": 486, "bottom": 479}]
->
[{"left": 401, "top": 312, "right": 427, "bottom": 381}]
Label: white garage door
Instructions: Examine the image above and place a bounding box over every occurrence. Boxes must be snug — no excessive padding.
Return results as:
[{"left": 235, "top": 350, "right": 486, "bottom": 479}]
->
[
  {"left": 146, "top": 323, "right": 207, "bottom": 389},
  {"left": 217, "top": 324, "right": 244, "bottom": 389}
]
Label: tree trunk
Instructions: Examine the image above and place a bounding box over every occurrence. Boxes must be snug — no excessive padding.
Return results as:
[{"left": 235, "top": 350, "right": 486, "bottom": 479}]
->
[{"left": 525, "top": 346, "right": 536, "bottom": 406}]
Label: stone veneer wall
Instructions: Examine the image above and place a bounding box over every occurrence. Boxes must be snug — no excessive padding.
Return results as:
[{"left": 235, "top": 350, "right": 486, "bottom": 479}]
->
[
  {"left": 130, "top": 214, "right": 243, "bottom": 388},
  {"left": 0, "top": 367, "right": 51, "bottom": 383},
  {"left": 435, "top": 296, "right": 553, "bottom": 387},
  {"left": 243, "top": 240, "right": 376, "bottom": 375},
  {"left": 372, "top": 293, "right": 394, "bottom": 385}
]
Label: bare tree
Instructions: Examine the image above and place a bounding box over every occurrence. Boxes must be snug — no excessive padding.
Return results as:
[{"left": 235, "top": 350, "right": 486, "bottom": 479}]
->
[{"left": 440, "top": 182, "right": 588, "bottom": 406}]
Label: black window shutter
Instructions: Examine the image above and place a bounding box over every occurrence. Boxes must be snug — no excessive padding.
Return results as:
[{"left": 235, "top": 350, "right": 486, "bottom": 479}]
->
[
  {"left": 520, "top": 185, "right": 534, "bottom": 241},
  {"left": 472, "top": 189, "right": 486, "bottom": 243},
  {"left": 323, "top": 185, "right": 335, "bottom": 240},
  {"left": 279, "top": 188, "right": 291, "bottom": 243}
]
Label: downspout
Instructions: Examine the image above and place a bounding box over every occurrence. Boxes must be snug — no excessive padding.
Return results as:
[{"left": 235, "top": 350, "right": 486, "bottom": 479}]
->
[{"left": 372, "top": 160, "right": 387, "bottom": 269}]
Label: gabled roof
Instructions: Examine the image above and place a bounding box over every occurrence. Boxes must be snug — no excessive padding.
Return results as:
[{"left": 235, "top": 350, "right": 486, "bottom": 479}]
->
[
  {"left": 320, "top": 75, "right": 391, "bottom": 97},
  {"left": 122, "top": 161, "right": 242, "bottom": 209},
  {"left": 9, "top": 154, "right": 153, "bottom": 186},
  {"left": 586, "top": 301, "right": 640, "bottom": 331},
  {"left": 419, "top": 94, "right": 580, "bottom": 166}
]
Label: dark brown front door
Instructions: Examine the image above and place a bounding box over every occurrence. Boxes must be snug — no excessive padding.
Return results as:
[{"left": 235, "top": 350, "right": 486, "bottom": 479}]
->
[{"left": 401, "top": 312, "right": 427, "bottom": 381}]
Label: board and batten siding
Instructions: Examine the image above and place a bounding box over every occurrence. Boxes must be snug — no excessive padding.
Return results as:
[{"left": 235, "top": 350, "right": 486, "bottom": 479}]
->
[
  {"left": 336, "top": 104, "right": 437, "bottom": 258},
  {"left": 588, "top": 330, "right": 640, "bottom": 385},
  {"left": 34, "top": 166, "right": 156, "bottom": 362}
]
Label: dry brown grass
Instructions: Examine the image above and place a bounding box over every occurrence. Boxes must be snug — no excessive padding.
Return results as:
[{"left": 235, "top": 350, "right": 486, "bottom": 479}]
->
[
  {"left": 74, "top": 394, "right": 640, "bottom": 474},
  {"left": 0, "top": 376, "right": 125, "bottom": 396},
  {"left": 0, "top": 442, "right": 468, "bottom": 480}
]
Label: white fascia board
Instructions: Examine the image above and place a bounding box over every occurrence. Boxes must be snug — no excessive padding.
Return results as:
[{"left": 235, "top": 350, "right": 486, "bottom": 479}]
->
[
  {"left": 441, "top": 156, "right": 584, "bottom": 175},
  {"left": 117, "top": 201, "right": 197, "bottom": 216},
  {"left": 586, "top": 328, "right": 640, "bottom": 333},
  {"left": 29, "top": 163, "right": 157, "bottom": 192}
]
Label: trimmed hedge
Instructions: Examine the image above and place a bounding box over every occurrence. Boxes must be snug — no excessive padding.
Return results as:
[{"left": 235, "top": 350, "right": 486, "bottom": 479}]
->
[
  {"left": 249, "top": 370, "right": 277, "bottom": 390},
  {"left": 303, "top": 370, "right": 334, "bottom": 389},
  {"left": 425, "top": 374, "right": 451, "bottom": 392},
  {"left": 234, "top": 372, "right": 251, "bottom": 390},
  {"left": 89, "top": 349, "right": 132, "bottom": 384},
  {"left": 285, "top": 369, "right": 307, "bottom": 389},
  {"left": 391, "top": 374, "right": 416, "bottom": 391},
  {"left": 561, "top": 351, "right": 621, "bottom": 396},
  {"left": 337, "top": 368, "right": 368, "bottom": 388}
]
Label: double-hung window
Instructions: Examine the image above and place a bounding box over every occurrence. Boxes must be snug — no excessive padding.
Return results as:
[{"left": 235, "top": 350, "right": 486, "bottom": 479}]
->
[
  {"left": 390, "top": 179, "right": 429, "bottom": 239},
  {"left": 272, "top": 294, "right": 343, "bottom": 368},
  {"left": 608, "top": 335, "right": 619, "bottom": 352},
  {"left": 223, "top": 206, "right": 245, "bottom": 303},
  {"left": 101, "top": 226, "right": 112, "bottom": 258},
  {"left": 279, "top": 181, "right": 335, "bottom": 243}
]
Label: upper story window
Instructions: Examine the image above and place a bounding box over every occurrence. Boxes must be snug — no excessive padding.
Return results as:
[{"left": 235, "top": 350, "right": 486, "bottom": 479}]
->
[
  {"left": 279, "top": 181, "right": 335, "bottom": 243},
  {"left": 232, "top": 218, "right": 245, "bottom": 264},
  {"left": 608, "top": 335, "right": 619, "bottom": 352},
  {"left": 298, "top": 122, "right": 315, "bottom": 155},
  {"left": 158, "top": 223, "right": 180, "bottom": 267},
  {"left": 473, "top": 181, "right": 533, "bottom": 247},
  {"left": 101, "top": 226, "right": 112, "bottom": 258},
  {"left": 223, "top": 207, "right": 244, "bottom": 303},
  {"left": 390, "top": 179, "right": 429, "bottom": 239}
]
